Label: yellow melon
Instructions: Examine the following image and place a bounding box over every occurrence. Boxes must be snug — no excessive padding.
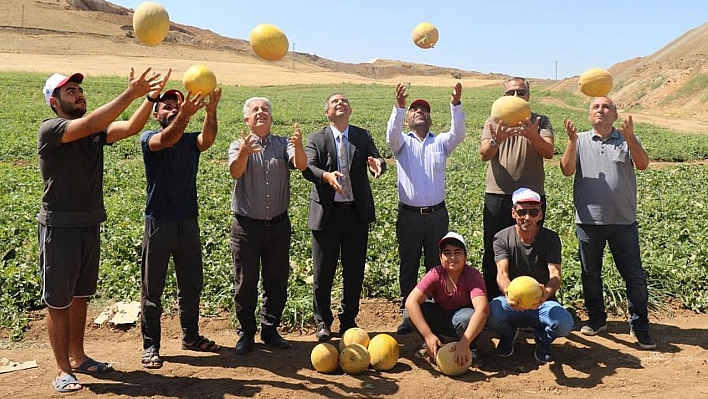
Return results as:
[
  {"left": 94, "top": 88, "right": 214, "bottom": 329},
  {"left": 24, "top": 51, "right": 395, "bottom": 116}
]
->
[
  {"left": 507, "top": 275, "right": 543, "bottom": 310},
  {"left": 412, "top": 22, "right": 439, "bottom": 49},
  {"left": 182, "top": 64, "right": 217, "bottom": 96},
  {"left": 310, "top": 343, "right": 339, "bottom": 374},
  {"left": 578, "top": 68, "right": 613, "bottom": 97},
  {"left": 339, "top": 327, "right": 370, "bottom": 351},
  {"left": 250, "top": 23, "right": 289, "bottom": 61},
  {"left": 339, "top": 343, "right": 370, "bottom": 374},
  {"left": 368, "top": 334, "right": 399, "bottom": 371},
  {"left": 132, "top": 2, "right": 170, "bottom": 46},
  {"left": 490, "top": 96, "right": 531, "bottom": 126},
  {"left": 435, "top": 342, "right": 472, "bottom": 376}
]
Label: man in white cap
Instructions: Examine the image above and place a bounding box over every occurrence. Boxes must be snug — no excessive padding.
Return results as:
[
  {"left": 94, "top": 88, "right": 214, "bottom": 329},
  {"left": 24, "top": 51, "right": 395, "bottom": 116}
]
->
[
  {"left": 404, "top": 231, "right": 488, "bottom": 368},
  {"left": 38, "top": 68, "right": 165, "bottom": 393},
  {"left": 486, "top": 187, "right": 573, "bottom": 364},
  {"left": 387, "top": 82, "right": 466, "bottom": 335},
  {"left": 139, "top": 87, "right": 223, "bottom": 368}
]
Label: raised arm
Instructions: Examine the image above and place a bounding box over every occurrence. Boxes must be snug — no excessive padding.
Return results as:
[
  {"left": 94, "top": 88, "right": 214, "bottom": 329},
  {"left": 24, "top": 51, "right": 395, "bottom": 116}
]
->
[
  {"left": 618, "top": 115, "right": 650, "bottom": 170},
  {"left": 559, "top": 118, "right": 578, "bottom": 176},
  {"left": 197, "top": 88, "right": 222, "bottom": 152}
]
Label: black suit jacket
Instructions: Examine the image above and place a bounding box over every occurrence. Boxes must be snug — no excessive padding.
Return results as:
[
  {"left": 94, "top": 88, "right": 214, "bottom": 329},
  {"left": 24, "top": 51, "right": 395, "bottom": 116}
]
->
[{"left": 302, "top": 124, "right": 386, "bottom": 230}]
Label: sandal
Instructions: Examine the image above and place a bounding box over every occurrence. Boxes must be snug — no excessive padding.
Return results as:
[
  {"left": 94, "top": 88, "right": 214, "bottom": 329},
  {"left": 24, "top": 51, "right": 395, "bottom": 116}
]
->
[
  {"left": 53, "top": 373, "right": 82, "bottom": 393},
  {"left": 181, "top": 335, "right": 221, "bottom": 352},
  {"left": 72, "top": 358, "right": 114, "bottom": 375},
  {"left": 141, "top": 346, "right": 163, "bottom": 369}
]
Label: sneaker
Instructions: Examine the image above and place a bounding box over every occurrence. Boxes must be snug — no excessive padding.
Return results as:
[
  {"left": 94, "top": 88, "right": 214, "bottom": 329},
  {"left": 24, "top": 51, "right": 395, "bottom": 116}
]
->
[
  {"left": 397, "top": 319, "right": 413, "bottom": 335},
  {"left": 534, "top": 341, "right": 553, "bottom": 364},
  {"left": 580, "top": 321, "right": 608, "bottom": 336},
  {"left": 496, "top": 329, "right": 519, "bottom": 358},
  {"left": 630, "top": 329, "right": 657, "bottom": 350}
]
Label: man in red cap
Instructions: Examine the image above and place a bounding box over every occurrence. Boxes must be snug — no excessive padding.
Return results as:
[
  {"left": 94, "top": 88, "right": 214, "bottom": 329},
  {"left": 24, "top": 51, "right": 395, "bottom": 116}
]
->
[
  {"left": 38, "top": 68, "right": 166, "bottom": 393},
  {"left": 386, "top": 82, "right": 466, "bottom": 335},
  {"left": 139, "top": 86, "right": 223, "bottom": 368}
]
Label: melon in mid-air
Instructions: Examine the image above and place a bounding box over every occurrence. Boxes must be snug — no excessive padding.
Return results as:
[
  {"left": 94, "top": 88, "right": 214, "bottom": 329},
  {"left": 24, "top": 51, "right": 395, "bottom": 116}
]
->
[
  {"left": 368, "top": 334, "right": 399, "bottom": 371},
  {"left": 339, "top": 343, "right": 370, "bottom": 374},
  {"left": 182, "top": 64, "right": 217, "bottom": 95},
  {"left": 412, "top": 22, "right": 439, "bottom": 49},
  {"left": 310, "top": 343, "right": 339, "bottom": 374},
  {"left": 250, "top": 23, "right": 289, "bottom": 61},
  {"left": 507, "top": 275, "right": 543, "bottom": 310},
  {"left": 339, "top": 327, "right": 370, "bottom": 351},
  {"left": 132, "top": 2, "right": 170, "bottom": 46},
  {"left": 435, "top": 342, "right": 472, "bottom": 376},
  {"left": 490, "top": 96, "right": 531, "bottom": 126},
  {"left": 578, "top": 68, "right": 613, "bottom": 97}
]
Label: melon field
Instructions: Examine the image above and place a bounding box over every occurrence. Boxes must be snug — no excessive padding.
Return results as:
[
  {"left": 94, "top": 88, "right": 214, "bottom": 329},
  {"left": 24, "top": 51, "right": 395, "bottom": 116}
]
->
[{"left": 1, "top": 71, "right": 708, "bottom": 344}]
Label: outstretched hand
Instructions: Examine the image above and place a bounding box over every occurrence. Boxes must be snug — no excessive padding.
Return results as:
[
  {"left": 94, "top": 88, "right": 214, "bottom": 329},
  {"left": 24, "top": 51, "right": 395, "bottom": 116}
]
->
[
  {"left": 563, "top": 118, "right": 577, "bottom": 141},
  {"left": 395, "top": 83, "right": 408, "bottom": 109},
  {"left": 239, "top": 130, "right": 263, "bottom": 156},
  {"left": 451, "top": 82, "right": 462, "bottom": 105},
  {"left": 367, "top": 156, "right": 383, "bottom": 178},
  {"left": 128, "top": 67, "right": 164, "bottom": 99},
  {"left": 618, "top": 115, "right": 635, "bottom": 139},
  {"left": 205, "top": 88, "right": 222, "bottom": 114},
  {"left": 147, "top": 68, "right": 172, "bottom": 100}
]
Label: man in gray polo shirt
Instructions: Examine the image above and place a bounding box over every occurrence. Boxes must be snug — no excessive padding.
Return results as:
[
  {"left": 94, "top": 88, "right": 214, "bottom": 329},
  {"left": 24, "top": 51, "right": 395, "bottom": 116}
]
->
[
  {"left": 228, "top": 97, "right": 306, "bottom": 354},
  {"left": 560, "top": 96, "right": 655, "bottom": 350}
]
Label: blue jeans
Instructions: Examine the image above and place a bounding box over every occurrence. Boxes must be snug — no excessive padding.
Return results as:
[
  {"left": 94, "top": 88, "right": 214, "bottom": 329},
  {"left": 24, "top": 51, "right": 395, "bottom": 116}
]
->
[
  {"left": 576, "top": 223, "right": 650, "bottom": 332},
  {"left": 487, "top": 296, "right": 573, "bottom": 345},
  {"left": 403, "top": 302, "right": 477, "bottom": 342}
]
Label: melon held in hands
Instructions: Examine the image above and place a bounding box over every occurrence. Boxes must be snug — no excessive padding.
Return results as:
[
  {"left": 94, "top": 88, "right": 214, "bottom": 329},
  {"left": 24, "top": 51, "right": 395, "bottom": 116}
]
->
[
  {"left": 132, "top": 2, "right": 170, "bottom": 46},
  {"left": 507, "top": 275, "right": 543, "bottom": 310},
  {"left": 182, "top": 65, "right": 217, "bottom": 96},
  {"left": 490, "top": 96, "right": 531, "bottom": 126},
  {"left": 435, "top": 342, "right": 472, "bottom": 376}
]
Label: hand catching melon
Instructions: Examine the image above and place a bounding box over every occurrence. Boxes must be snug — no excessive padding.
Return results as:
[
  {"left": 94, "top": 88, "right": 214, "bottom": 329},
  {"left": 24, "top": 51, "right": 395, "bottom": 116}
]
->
[
  {"left": 507, "top": 275, "right": 544, "bottom": 310},
  {"left": 182, "top": 64, "right": 217, "bottom": 96}
]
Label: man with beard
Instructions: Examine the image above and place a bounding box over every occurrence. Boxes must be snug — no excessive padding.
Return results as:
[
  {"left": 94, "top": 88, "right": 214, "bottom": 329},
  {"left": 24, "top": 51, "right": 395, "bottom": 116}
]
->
[
  {"left": 38, "top": 68, "right": 165, "bottom": 393},
  {"left": 386, "top": 82, "right": 466, "bottom": 335},
  {"left": 486, "top": 188, "right": 573, "bottom": 364},
  {"left": 139, "top": 87, "right": 223, "bottom": 369}
]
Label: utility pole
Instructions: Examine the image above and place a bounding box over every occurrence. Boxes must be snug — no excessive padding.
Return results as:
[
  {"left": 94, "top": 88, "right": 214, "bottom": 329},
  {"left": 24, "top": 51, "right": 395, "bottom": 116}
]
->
[
  {"left": 292, "top": 43, "right": 296, "bottom": 70},
  {"left": 554, "top": 61, "right": 558, "bottom": 81}
]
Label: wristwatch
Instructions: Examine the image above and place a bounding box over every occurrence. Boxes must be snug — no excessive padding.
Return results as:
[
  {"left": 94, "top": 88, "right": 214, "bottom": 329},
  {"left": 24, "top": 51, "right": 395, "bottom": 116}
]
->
[
  {"left": 146, "top": 95, "right": 159, "bottom": 103},
  {"left": 490, "top": 138, "right": 498, "bottom": 147}
]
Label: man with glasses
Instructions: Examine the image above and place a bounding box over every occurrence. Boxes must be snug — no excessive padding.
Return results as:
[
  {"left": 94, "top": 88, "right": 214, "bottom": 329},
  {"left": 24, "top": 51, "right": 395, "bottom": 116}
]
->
[
  {"left": 479, "top": 77, "right": 555, "bottom": 300},
  {"left": 560, "top": 96, "right": 655, "bottom": 350},
  {"left": 486, "top": 188, "right": 573, "bottom": 364}
]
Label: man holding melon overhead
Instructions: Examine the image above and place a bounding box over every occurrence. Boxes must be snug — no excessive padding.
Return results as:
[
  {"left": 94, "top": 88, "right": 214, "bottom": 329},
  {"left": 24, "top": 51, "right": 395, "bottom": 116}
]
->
[
  {"left": 139, "top": 86, "right": 223, "bottom": 368},
  {"left": 486, "top": 188, "right": 573, "bottom": 364},
  {"left": 560, "top": 97, "right": 655, "bottom": 350},
  {"left": 480, "top": 78, "right": 555, "bottom": 301},
  {"left": 386, "top": 82, "right": 466, "bottom": 335}
]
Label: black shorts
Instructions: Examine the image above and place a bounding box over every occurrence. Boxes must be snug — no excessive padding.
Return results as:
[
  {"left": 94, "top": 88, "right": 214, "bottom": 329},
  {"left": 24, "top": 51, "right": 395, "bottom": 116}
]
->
[{"left": 38, "top": 223, "right": 100, "bottom": 309}]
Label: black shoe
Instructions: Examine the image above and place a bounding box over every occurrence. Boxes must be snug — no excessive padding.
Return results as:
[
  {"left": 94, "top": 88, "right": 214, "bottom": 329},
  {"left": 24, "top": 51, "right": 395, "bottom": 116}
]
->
[
  {"left": 315, "top": 324, "right": 331, "bottom": 342},
  {"left": 630, "top": 328, "right": 657, "bottom": 350},
  {"left": 397, "top": 320, "right": 413, "bottom": 335},
  {"left": 235, "top": 332, "right": 255, "bottom": 355},
  {"left": 262, "top": 330, "right": 292, "bottom": 349},
  {"left": 338, "top": 322, "right": 357, "bottom": 335}
]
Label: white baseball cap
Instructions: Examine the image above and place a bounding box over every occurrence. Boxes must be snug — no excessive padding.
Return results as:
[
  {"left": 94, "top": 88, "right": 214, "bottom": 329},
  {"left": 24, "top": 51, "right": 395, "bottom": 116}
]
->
[
  {"left": 43, "top": 73, "right": 84, "bottom": 105},
  {"left": 512, "top": 187, "right": 542, "bottom": 205},
  {"left": 438, "top": 231, "right": 466, "bottom": 252}
]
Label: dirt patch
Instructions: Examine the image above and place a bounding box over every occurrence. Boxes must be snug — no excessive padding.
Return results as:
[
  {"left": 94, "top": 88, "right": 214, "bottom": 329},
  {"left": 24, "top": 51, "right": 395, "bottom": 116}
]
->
[{"left": 1, "top": 300, "right": 706, "bottom": 399}]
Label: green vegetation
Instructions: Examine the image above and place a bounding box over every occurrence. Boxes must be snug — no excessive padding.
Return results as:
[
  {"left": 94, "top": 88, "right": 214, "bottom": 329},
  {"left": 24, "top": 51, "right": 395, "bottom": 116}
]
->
[{"left": 2, "top": 72, "right": 707, "bottom": 341}]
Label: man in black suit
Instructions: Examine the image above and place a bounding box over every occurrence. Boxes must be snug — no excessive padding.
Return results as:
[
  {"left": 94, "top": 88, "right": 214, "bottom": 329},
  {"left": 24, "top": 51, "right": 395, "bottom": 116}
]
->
[{"left": 303, "top": 93, "right": 386, "bottom": 342}]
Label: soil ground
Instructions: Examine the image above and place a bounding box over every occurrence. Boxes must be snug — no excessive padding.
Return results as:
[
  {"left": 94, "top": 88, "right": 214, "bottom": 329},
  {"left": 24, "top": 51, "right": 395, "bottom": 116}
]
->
[{"left": 1, "top": 299, "right": 706, "bottom": 399}]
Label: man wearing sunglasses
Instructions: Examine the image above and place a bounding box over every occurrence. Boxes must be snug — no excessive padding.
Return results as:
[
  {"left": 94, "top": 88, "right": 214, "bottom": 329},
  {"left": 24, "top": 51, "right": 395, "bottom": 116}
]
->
[
  {"left": 560, "top": 96, "right": 655, "bottom": 350},
  {"left": 479, "top": 77, "right": 555, "bottom": 301},
  {"left": 486, "top": 188, "right": 573, "bottom": 364}
]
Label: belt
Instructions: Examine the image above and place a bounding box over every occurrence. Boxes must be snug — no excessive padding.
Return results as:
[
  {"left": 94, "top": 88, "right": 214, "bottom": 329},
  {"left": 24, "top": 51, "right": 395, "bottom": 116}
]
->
[
  {"left": 333, "top": 201, "right": 356, "bottom": 208},
  {"left": 399, "top": 201, "right": 446, "bottom": 214},
  {"left": 235, "top": 212, "right": 287, "bottom": 226}
]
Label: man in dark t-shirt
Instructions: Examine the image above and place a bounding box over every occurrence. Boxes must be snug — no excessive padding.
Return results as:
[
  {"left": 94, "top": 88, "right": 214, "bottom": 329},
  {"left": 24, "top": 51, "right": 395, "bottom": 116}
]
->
[
  {"left": 486, "top": 188, "right": 573, "bottom": 365},
  {"left": 139, "top": 87, "right": 222, "bottom": 369},
  {"left": 38, "top": 68, "right": 165, "bottom": 393}
]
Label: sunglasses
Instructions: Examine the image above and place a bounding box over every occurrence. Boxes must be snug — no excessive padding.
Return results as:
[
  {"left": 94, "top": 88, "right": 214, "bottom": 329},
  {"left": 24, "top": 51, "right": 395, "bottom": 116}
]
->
[
  {"left": 505, "top": 89, "right": 528, "bottom": 96},
  {"left": 515, "top": 208, "right": 541, "bottom": 217}
]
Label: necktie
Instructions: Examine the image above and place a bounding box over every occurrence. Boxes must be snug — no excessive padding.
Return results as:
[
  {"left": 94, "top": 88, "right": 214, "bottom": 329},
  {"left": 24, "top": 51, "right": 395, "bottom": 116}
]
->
[{"left": 338, "top": 134, "right": 354, "bottom": 201}]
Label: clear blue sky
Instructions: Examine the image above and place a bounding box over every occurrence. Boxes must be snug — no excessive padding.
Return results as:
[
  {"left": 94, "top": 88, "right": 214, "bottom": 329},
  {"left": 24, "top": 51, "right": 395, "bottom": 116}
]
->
[{"left": 117, "top": 0, "right": 707, "bottom": 79}]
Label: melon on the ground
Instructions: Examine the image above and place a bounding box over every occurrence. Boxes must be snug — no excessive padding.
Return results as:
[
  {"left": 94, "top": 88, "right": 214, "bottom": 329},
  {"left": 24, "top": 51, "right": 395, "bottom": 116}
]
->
[
  {"left": 507, "top": 275, "right": 543, "bottom": 310},
  {"left": 310, "top": 343, "right": 339, "bottom": 374},
  {"left": 412, "top": 22, "right": 438, "bottom": 49},
  {"left": 435, "top": 342, "right": 472, "bottom": 376},
  {"left": 339, "top": 343, "right": 370, "bottom": 374},
  {"left": 132, "top": 2, "right": 170, "bottom": 46},
  {"left": 578, "top": 68, "right": 613, "bottom": 97},
  {"left": 182, "top": 64, "right": 217, "bottom": 95},
  {"left": 339, "top": 327, "right": 370, "bottom": 351},
  {"left": 490, "top": 96, "right": 531, "bottom": 126},
  {"left": 368, "top": 334, "right": 399, "bottom": 371},
  {"left": 250, "top": 23, "right": 289, "bottom": 61}
]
